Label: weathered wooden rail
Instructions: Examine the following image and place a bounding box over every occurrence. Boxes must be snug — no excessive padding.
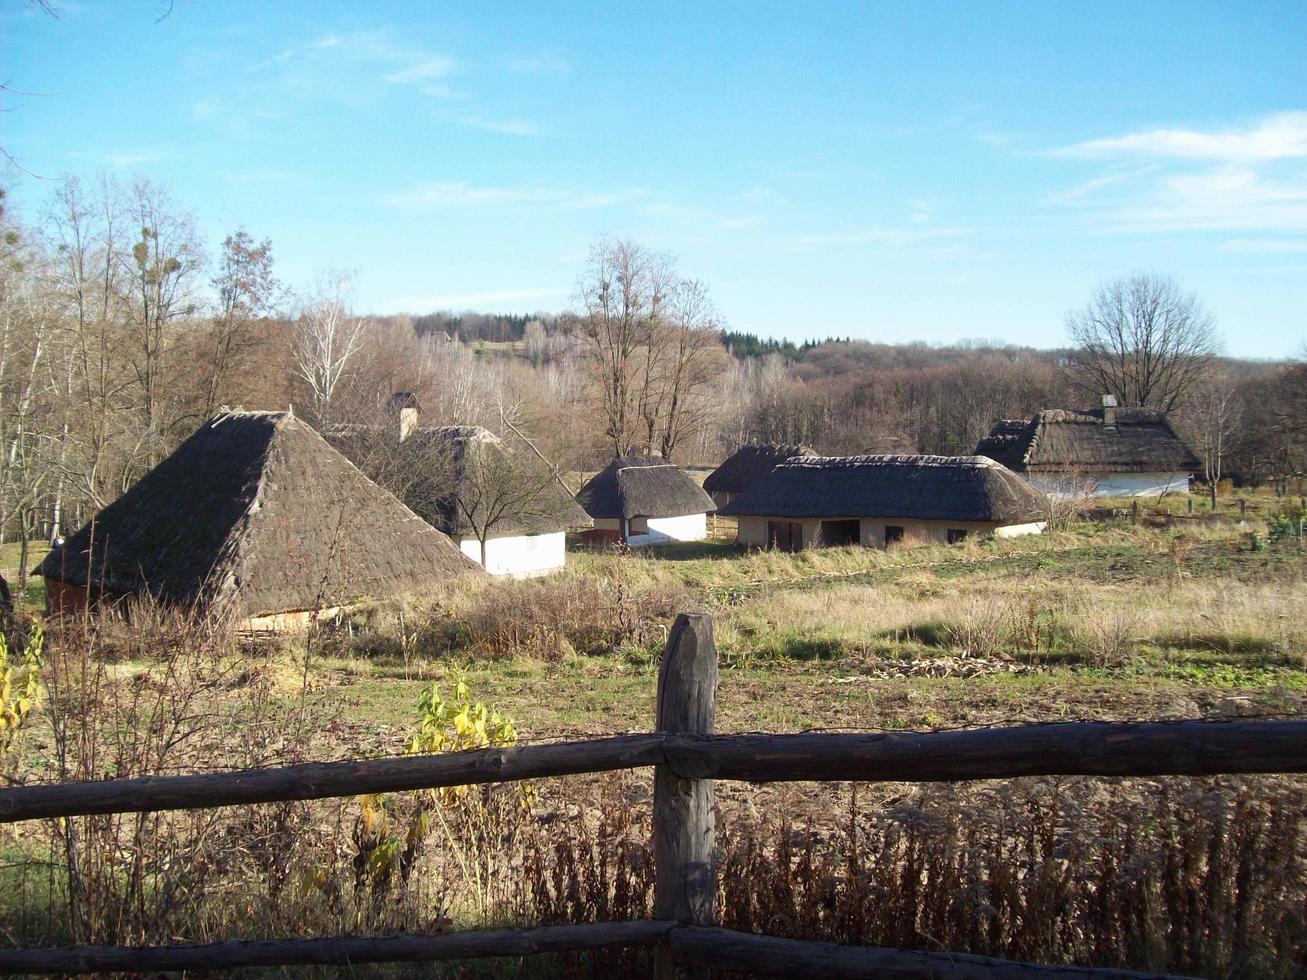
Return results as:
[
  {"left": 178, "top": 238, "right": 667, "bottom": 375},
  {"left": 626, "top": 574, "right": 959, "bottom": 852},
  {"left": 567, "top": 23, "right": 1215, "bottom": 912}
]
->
[{"left": 0, "top": 612, "right": 1301, "bottom": 978}]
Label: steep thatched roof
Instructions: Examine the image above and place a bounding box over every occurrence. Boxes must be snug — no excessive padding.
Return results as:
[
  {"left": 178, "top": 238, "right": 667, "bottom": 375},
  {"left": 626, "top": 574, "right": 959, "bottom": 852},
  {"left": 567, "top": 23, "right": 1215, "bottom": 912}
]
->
[
  {"left": 39, "top": 411, "right": 480, "bottom": 619},
  {"left": 703, "top": 444, "right": 817, "bottom": 495},
  {"left": 578, "top": 456, "right": 716, "bottom": 520},
  {"left": 719, "top": 454, "right": 1046, "bottom": 524},
  {"left": 975, "top": 409, "right": 1200, "bottom": 474},
  {"left": 404, "top": 426, "right": 591, "bottom": 536}
]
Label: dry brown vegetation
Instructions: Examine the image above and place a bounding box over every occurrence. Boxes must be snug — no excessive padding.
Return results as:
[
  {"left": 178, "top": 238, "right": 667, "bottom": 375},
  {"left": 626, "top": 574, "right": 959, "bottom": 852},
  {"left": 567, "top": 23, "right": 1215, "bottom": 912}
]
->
[{"left": 2, "top": 518, "right": 1306, "bottom": 976}]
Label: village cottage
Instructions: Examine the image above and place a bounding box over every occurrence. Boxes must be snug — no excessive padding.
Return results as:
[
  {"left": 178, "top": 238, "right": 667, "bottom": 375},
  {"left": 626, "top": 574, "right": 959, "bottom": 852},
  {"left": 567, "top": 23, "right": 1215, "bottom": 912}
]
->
[
  {"left": 325, "top": 395, "right": 590, "bottom": 578},
  {"left": 702, "top": 444, "right": 816, "bottom": 509},
  {"left": 397, "top": 425, "right": 591, "bottom": 578},
  {"left": 719, "top": 453, "right": 1047, "bottom": 551},
  {"left": 577, "top": 456, "right": 716, "bottom": 547},
  {"left": 975, "top": 396, "right": 1200, "bottom": 498},
  {"left": 39, "top": 410, "right": 480, "bottom": 629}
]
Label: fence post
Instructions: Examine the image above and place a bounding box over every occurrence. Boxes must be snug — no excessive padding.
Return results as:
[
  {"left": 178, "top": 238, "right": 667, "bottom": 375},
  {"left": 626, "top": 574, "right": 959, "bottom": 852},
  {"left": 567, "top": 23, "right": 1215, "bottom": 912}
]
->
[{"left": 654, "top": 613, "right": 718, "bottom": 979}]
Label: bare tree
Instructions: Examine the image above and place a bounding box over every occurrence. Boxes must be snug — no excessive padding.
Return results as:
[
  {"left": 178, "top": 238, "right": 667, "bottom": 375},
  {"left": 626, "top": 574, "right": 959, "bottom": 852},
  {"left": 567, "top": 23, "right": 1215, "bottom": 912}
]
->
[
  {"left": 649, "top": 277, "right": 727, "bottom": 459},
  {"left": 121, "top": 177, "right": 203, "bottom": 463},
  {"left": 567, "top": 237, "right": 728, "bottom": 460},
  {"left": 1067, "top": 273, "right": 1218, "bottom": 412},
  {"left": 567, "top": 238, "right": 671, "bottom": 455},
  {"left": 294, "top": 270, "right": 362, "bottom": 424},
  {"left": 202, "top": 229, "right": 280, "bottom": 418},
  {"left": 1182, "top": 367, "right": 1244, "bottom": 491}
]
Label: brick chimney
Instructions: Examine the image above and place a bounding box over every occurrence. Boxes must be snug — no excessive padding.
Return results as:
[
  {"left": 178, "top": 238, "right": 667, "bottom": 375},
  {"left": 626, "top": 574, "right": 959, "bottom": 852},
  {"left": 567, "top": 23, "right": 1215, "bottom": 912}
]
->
[{"left": 1101, "top": 393, "right": 1118, "bottom": 426}]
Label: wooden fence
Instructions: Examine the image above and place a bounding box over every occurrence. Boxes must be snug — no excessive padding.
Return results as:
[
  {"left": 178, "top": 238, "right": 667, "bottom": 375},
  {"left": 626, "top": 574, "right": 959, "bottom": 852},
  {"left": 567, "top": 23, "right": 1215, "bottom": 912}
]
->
[{"left": 1, "top": 613, "right": 1304, "bottom": 978}]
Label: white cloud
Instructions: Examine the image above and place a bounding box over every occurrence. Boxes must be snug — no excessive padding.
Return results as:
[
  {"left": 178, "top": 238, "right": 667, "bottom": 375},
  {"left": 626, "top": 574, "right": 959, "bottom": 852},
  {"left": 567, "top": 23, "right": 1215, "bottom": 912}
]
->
[
  {"left": 382, "top": 181, "right": 642, "bottom": 211},
  {"left": 457, "top": 116, "right": 539, "bottom": 136},
  {"left": 1107, "top": 168, "right": 1307, "bottom": 233},
  {"left": 1059, "top": 111, "right": 1307, "bottom": 163},
  {"left": 1048, "top": 112, "right": 1307, "bottom": 235},
  {"left": 1041, "top": 172, "right": 1133, "bottom": 205},
  {"left": 1221, "top": 238, "right": 1307, "bottom": 254},
  {"left": 385, "top": 57, "right": 456, "bottom": 84}
]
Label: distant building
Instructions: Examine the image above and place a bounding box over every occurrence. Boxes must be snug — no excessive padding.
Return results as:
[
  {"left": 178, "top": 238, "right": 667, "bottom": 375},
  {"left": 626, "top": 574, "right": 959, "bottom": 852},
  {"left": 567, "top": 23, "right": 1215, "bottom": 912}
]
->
[
  {"left": 702, "top": 444, "right": 816, "bottom": 509},
  {"left": 39, "top": 411, "right": 480, "bottom": 629},
  {"left": 577, "top": 456, "right": 716, "bottom": 547},
  {"left": 975, "top": 396, "right": 1200, "bottom": 497},
  {"left": 719, "top": 454, "right": 1046, "bottom": 550},
  {"left": 326, "top": 400, "right": 589, "bottom": 579},
  {"left": 401, "top": 425, "right": 591, "bottom": 578}
]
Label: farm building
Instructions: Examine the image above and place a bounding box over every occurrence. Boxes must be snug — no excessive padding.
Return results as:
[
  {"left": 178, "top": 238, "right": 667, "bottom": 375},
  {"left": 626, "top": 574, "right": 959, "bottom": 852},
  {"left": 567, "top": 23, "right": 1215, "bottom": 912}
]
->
[
  {"left": 396, "top": 425, "right": 591, "bottom": 578},
  {"left": 324, "top": 397, "right": 589, "bottom": 578},
  {"left": 975, "top": 396, "right": 1200, "bottom": 497},
  {"left": 38, "top": 410, "right": 481, "bottom": 629},
  {"left": 719, "top": 454, "right": 1047, "bottom": 551},
  {"left": 576, "top": 456, "right": 716, "bottom": 547},
  {"left": 702, "top": 444, "right": 816, "bottom": 508}
]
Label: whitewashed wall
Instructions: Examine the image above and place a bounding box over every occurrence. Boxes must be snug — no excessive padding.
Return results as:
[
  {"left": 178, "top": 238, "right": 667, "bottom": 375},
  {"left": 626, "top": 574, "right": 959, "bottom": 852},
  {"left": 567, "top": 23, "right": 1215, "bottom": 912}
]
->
[
  {"left": 993, "top": 521, "right": 1047, "bottom": 538},
  {"left": 456, "top": 531, "right": 567, "bottom": 578},
  {"left": 735, "top": 515, "right": 1047, "bottom": 549},
  {"left": 625, "top": 512, "right": 708, "bottom": 547},
  {"left": 1029, "top": 471, "right": 1190, "bottom": 498}
]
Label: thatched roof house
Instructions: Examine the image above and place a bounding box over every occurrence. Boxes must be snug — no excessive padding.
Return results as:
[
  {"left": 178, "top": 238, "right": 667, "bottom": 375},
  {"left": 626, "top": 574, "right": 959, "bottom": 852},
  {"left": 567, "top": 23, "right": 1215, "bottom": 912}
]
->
[
  {"left": 719, "top": 454, "right": 1046, "bottom": 550},
  {"left": 39, "top": 411, "right": 480, "bottom": 627},
  {"left": 325, "top": 417, "right": 589, "bottom": 577},
  {"left": 702, "top": 444, "right": 816, "bottom": 507},
  {"left": 577, "top": 456, "right": 716, "bottom": 547},
  {"left": 410, "top": 426, "right": 589, "bottom": 535},
  {"left": 975, "top": 399, "right": 1200, "bottom": 497}
]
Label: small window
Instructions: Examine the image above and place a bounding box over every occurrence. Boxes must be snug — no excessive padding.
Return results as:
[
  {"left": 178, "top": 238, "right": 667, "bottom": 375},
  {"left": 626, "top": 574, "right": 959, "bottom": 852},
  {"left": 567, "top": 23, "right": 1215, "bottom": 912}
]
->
[
  {"left": 947, "top": 528, "right": 968, "bottom": 545},
  {"left": 884, "top": 525, "right": 904, "bottom": 546},
  {"left": 628, "top": 516, "right": 649, "bottom": 534}
]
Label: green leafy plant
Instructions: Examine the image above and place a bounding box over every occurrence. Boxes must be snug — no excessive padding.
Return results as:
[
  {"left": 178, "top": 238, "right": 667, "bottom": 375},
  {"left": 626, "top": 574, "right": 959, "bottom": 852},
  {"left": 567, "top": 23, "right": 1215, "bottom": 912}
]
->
[{"left": 0, "top": 624, "right": 42, "bottom": 774}]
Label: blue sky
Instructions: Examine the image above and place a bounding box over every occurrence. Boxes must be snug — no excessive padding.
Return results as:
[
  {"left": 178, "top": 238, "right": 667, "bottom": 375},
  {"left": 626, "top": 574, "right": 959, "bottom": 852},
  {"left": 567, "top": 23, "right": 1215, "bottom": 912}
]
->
[{"left": 4, "top": 1, "right": 1305, "bottom": 357}]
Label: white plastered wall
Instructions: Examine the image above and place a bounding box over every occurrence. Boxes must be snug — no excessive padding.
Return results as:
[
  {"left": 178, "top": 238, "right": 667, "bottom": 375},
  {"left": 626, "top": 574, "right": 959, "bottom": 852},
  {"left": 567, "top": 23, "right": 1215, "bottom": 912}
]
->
[
  {"left": 625, "top": 512, "right": 708, "bottom": 547},
  {"left": 456, "top": 531, "right": 567, "bottom": 578},
  {"left": 736, "top": 516, "right": 1047, "bottom": 549},
  {"left": 1029, "top": 471, "right": 1190, "bottom": 498}
]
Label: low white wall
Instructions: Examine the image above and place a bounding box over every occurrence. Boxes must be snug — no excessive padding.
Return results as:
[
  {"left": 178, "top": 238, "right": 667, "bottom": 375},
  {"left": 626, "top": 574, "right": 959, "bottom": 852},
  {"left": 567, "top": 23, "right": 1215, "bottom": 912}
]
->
[
  {"left": 736, "top": 515, "right": 1047, "bottom": 549},
  {"left": 455, "top": 532, "right": 567, "bottom": 578},
  {"left": 994, "top": 521, "right": 1047, "bottom": 539},
  {"left": 626, "top": 512, "right": 708, "bottom": 547},
  {"left": 1029, "top": 471, "right": 1190, "bottom": 498}
]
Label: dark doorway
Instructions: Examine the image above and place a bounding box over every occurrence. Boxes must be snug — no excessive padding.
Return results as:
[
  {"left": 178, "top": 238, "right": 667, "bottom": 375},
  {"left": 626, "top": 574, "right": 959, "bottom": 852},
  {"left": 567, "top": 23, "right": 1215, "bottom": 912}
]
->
[
  {"left": 820, "top": 519, "right": 860, "bottom": 547},
  {"left": 884, "top": 525, "right": 905, "bottom": 547},
  {"left": 767, "top": 520, "right": 803, "bottom": 552},
  {"left": 947, "top": 528, "right": 968, "bottom": 544}
]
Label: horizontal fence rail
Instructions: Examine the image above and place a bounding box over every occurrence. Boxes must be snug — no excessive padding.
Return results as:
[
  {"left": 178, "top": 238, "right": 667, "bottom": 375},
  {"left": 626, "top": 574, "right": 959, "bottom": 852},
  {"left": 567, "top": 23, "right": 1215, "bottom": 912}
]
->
[
  {"left": 0, "top": 922, "right": 672, "bottom": 976},
  {"left": 2, "top": 719, "right": 1304, "bottom": 823},
  {"left": 3, "top": 613, "right": 1302, "bottom": 979},
  {"left": 0, "top": 924, "right": 1199, "bottom": 979}
]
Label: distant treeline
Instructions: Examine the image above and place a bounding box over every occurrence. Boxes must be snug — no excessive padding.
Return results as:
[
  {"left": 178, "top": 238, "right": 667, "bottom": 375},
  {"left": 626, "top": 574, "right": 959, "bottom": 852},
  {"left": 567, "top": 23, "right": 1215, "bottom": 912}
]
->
[
  {"left": 412, "top": 312, "right": 561, "bottom": 344},
  {"left": 719, "top": 331, "right": 867, "bottom": 360}
]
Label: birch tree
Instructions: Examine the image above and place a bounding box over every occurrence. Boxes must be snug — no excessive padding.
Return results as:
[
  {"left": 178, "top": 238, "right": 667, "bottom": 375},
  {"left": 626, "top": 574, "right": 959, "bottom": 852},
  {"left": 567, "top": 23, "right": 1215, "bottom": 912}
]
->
[{"left": 294, "top": 270, "right": 363, "bottom": 424}]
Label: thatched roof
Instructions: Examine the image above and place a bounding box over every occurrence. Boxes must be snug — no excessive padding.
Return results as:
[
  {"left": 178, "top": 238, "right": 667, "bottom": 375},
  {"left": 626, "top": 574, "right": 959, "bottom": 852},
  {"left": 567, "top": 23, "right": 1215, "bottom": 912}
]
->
[
  {"left": 719, "top": 454, "right": 1046, "bottom": 524},
  {"left": 975, "top": 409, "right": 1200, "bottom": 474},
  {"left": 703, "top": 444, "right": 817, "bottom": 495},
  {"left": 386, "top": 391, "right": 421, "bottom": 412},
  {"left": 404, "top": 426, "right": 591, "bottom": 536},
  {"left": 39, "top": 411, "right": 480, "bottom": 620},
  {"left": 578, "top": 456, "right": 716, "bottom": 520}
]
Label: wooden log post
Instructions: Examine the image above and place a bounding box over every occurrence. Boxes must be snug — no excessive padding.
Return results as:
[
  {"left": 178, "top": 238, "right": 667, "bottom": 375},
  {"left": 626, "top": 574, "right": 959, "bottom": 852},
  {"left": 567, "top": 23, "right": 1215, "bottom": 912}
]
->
[{"left": 654, "top": 613, "right": 718, "bottom": 979}]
